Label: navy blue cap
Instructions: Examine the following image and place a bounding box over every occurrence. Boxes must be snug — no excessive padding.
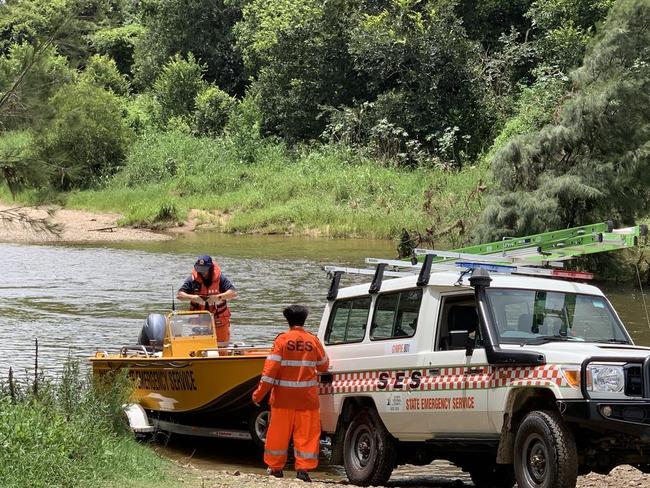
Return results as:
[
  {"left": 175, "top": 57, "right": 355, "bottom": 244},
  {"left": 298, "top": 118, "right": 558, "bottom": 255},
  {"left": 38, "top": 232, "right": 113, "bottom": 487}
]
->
[{"left": 194, "top": 255, "right": 213, "bottom": 274}]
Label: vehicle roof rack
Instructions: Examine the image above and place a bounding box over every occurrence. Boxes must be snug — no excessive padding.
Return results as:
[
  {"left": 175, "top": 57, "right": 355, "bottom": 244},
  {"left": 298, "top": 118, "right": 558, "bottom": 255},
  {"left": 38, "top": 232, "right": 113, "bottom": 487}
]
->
[{"left": 323, "top": 222, "right": 647, "bottom": 299}]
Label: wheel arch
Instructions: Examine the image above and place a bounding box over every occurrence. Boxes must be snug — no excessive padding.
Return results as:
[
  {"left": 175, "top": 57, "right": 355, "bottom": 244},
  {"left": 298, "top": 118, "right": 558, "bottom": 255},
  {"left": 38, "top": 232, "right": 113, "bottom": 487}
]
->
[
  {"left": 329, "top": 396, "right": 378, "bottom": 465},
  {"left": 496, "top": 387, "right": 558, "bottom": 464}
]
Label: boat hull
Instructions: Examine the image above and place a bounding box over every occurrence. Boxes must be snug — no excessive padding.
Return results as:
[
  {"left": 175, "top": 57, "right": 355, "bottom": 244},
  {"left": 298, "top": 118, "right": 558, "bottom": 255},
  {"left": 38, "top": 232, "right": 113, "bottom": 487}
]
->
[{"left": 91, "top": 355, "right": 266, "bottom": 415}]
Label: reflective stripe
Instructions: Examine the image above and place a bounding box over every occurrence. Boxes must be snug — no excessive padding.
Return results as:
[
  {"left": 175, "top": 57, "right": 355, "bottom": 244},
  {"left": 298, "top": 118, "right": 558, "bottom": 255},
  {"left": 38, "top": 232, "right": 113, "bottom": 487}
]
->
[
  {"left": 294, "top": 449, "right": 319, "bottom": 459},
  {"left": 275, "top": 379, "right": 318, "bottom": 388},
  {"left": 281, "top": 360, "right": 316, "bottom": 367},
  {"left": 261, "top": 375, "right": 276, "bottom": 384},
  {"left": 265, "top": 449, "right": 288, "bottom": 456},
  {"left": 316, "top": 356, "right": 328, "bottom": 365},
  {"left": 267, "top": 354, "right": 282, "bottom": 362}
]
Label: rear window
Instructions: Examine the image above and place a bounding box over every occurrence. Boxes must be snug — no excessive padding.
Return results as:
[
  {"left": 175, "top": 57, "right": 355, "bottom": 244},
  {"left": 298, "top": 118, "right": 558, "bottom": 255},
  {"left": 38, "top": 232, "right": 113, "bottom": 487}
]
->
[
  {"left": 370, "top": 289, "right": 422, "bottom": 340},
  {"left": 325, "top": 296, "right": 371, "bottom": 345}
]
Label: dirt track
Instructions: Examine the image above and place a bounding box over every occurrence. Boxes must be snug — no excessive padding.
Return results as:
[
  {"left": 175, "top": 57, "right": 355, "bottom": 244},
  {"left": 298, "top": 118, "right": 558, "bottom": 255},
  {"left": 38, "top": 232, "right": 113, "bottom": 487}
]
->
[{"left": 181, "top": 462, "right": 649, "bottom": 488}]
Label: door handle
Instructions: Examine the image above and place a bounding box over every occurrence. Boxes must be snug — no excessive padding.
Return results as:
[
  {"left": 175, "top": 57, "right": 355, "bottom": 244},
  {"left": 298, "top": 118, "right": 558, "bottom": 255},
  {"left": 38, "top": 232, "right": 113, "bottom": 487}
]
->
[{"left": 466, "top": 367, "right": 485, "bottom": 374}]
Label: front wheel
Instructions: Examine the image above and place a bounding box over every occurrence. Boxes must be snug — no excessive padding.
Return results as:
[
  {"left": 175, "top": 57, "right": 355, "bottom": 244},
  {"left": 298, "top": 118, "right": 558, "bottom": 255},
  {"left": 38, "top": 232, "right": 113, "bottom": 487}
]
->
[
  {"left": 343, "top": 407, "right": 396, "bottom": 486},
  {"left": 514, "top": 410, "right": 577, "bottom": 488}
]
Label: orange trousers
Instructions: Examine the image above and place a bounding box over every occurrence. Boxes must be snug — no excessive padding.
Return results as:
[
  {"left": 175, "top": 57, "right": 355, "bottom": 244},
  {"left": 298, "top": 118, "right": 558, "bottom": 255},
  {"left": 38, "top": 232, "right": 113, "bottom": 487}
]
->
[
  {"left": 264, "top": 407, "right": 320, "bottom": 471},
  {"left": 215, "top": 325, "right": 229, "bottom": 344}
]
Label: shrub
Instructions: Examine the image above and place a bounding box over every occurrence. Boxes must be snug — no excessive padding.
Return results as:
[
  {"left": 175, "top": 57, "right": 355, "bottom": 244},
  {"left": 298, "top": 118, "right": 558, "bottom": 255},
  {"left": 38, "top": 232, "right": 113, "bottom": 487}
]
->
[
  {"left": 0, "top": 358, "right": 168, "bottom": 487},
  {"left": 35, "top": 82, "right": 133, "bottom": 190},
  {"left": 124, "top": 92, "right": 162, "bottom": 133},
  {"left": 153, "top": 53, "right": 206, "bottom": 123},
  {"left": 81, "top": 54, "right": 130, "bottom": 95},
  {"left": 194, "top": 85, "right": 237, "bottom": 136},
  {"left": 224, "top": 89, "right": 264, "bottom": 163}
]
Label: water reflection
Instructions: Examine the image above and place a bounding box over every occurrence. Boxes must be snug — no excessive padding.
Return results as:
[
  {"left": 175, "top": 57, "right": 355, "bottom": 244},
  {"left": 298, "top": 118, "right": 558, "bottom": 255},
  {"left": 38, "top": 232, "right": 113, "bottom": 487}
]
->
[{"left": 0, "top": 236, "right": 649, "bottom": 376}]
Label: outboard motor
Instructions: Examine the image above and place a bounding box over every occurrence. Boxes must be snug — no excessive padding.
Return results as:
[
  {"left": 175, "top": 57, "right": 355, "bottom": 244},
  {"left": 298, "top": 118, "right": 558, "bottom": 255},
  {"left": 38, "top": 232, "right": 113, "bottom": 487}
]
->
[{"left": 137, "top": 313, "right": 167, "bottom": 349}]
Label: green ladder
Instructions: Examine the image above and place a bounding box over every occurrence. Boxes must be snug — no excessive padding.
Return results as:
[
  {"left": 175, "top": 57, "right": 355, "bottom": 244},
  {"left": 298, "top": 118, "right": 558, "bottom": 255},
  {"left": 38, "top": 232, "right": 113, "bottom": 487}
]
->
[{"left": 415, "top": 221, "right": 648, "bottom": 267}]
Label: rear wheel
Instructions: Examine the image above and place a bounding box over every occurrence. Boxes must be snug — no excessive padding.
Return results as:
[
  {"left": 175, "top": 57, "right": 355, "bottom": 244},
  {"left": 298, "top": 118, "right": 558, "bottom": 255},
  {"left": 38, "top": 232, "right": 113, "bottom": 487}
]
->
[
  {"left": 249, "top": 405, "right": 270, "bottom": 449},
  {"left": 343, "top": 407, "right": 396, "bottom": 486},
  {"left": 514, "top": 410, "right": 577, "bottom": 488}
]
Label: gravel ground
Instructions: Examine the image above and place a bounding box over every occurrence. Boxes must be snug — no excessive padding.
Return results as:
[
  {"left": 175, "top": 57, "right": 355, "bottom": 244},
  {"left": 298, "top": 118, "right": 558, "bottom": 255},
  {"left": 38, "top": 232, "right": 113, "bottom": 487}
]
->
[{"left": 181, "top": 461, "right": 649, "bottom": 488}]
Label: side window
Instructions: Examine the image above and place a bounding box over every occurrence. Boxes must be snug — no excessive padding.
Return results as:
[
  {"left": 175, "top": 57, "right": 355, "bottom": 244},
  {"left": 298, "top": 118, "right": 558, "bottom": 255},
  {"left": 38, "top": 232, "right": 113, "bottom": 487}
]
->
[
  {"left": 325, "top": 296, "right": 371, "bottom": 345},
  {"left": 436, "top": 294, "right": 479, "bottom": 351},
  {"left": 370, "top": 289, "right": 422, "bottom": 341}
]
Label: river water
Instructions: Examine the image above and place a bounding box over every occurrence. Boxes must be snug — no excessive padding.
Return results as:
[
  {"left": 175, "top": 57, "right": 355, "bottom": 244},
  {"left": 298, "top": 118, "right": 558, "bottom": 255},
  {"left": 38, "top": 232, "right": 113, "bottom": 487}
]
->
[{"left": 1, "top": 234, "right": 649, "bottom": 376}]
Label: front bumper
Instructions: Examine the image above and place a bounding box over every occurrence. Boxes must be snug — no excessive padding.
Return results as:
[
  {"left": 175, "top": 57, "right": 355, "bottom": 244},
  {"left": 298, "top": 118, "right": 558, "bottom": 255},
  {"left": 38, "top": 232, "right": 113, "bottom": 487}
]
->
[{"left": 558, "top": 399, "right": 650, "bottom": 441}]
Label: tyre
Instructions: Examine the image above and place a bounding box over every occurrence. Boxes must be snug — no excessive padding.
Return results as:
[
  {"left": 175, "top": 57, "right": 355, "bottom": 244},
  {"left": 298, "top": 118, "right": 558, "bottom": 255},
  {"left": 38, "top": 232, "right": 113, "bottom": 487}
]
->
[
  {"left": 343, "top": 407, "right": 396, "bottom": 486},
  {"left": 468, "top": 463, "right": 515, "bottom": 488},
  {"left": 514, "top": 410, "right": 578, "bottom": 488},
  {"left": 249, "top": 405, "right": 270, "bottom": 449}
]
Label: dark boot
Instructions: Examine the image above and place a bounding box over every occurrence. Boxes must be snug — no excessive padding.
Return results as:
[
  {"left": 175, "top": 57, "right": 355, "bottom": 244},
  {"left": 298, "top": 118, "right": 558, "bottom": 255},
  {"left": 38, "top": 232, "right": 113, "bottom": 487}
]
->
[
  {"left": 266, "top": 468, "right": 283, "bottom": 478},
  {"left": 296, "top": 470, "right": 312, "bottom": 482}
]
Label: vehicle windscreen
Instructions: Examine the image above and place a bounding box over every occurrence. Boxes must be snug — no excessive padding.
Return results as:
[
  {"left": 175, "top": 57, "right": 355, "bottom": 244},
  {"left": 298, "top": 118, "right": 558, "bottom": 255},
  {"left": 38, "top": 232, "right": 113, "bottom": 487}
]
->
[
  {"left": 486, "top": 289, "right": 630, "bottom": 345},
  {"left": 169, "top": 313, "right": 214, "bottom": 337}
]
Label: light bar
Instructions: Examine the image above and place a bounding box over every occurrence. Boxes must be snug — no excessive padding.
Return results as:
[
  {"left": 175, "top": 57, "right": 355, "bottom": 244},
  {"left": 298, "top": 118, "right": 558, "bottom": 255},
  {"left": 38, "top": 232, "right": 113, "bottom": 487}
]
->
[
  {"left": 455, "top": 261, "right": 517, "bottom": 273},
  {"left": 454, "top": 261, "right": 594, "bottom": 280},
  {"left": 550, "top": 269, "right": 594, "bottom": 280}
]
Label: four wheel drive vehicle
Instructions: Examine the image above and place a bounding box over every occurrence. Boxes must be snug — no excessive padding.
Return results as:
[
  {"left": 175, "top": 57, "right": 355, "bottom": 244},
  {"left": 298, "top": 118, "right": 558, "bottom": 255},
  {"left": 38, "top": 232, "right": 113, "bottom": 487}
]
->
[{"left": 316, "top": 223, "right": 650, "bottom": 488}]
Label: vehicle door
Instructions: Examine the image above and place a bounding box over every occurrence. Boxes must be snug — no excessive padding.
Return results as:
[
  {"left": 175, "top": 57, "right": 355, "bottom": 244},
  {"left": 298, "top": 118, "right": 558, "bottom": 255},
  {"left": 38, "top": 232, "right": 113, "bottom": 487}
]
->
[{"left": 423, "top": 292, "right": 492, "bottom": 435}]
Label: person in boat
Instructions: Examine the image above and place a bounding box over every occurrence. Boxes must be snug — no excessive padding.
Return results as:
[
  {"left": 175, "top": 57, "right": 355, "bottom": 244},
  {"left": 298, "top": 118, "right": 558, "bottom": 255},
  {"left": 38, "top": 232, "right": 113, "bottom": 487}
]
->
[
  {"left": 176, "top": 255, "right": 237, "bottom": 344},
  {"left": 252, "top": 304, "right": 329, "bottom": 483}
]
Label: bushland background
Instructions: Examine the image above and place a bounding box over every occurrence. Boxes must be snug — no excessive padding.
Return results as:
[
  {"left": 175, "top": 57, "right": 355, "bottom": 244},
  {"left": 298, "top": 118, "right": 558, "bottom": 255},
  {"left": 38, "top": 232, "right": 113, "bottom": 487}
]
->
[{"left": 0, "top": 0, "right": 649, "bottom": 256}]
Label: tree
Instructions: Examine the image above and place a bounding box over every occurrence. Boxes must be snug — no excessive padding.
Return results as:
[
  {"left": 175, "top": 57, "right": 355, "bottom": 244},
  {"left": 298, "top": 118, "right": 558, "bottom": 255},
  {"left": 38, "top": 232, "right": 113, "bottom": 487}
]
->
[
  {"left": 344, "top": 0, "right": 490, "bottom": 163},
  {"left": 0, "top": 42, "right": 72, "bottom": 129},
  {"left": 90, "top": 23, "right": 145, "bottom": 77},
  {"left": 132, "top": 0, "right": 245, "bottom": 94},
  {"left": 0, "top": 130, "right": 45, "bottom": 196},
  {"left": 236, "top": 0, "right": 364, "bottom": 143},
  {"left": 35, "top": 81, "right": 133, "bottom": 190},
  {"left": 478, "top": 0, "right": 650, "bottom": 240}
]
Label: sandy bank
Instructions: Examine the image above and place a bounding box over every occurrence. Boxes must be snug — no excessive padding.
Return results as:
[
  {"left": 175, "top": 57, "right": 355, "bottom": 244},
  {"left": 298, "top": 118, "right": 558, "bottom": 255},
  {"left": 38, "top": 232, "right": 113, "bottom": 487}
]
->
[{"left": 0, "top": 204, "right": 171, "bottom": 243}]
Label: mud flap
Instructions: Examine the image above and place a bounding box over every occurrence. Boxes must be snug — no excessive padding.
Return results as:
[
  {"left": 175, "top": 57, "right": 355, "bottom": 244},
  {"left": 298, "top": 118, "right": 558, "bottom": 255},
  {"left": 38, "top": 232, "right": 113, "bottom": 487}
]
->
[{"left": 123, "top": 403, "right": 155, "bottom": 433}]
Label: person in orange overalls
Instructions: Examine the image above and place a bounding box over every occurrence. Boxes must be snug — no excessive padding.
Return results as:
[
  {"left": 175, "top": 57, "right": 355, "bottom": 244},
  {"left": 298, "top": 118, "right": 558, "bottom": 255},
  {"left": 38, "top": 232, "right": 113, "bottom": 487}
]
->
[
  {"left": 252, "top": 304, "right": 329, "bottom": 482},
  {"left": 176, "top": 255, "right": 237, "bottom": 344}
]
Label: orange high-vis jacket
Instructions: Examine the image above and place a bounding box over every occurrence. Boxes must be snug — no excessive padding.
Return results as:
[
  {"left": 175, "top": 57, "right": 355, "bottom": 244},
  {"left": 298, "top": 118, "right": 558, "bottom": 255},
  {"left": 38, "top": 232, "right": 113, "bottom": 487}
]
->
[{"left": 252, "top": 327, "right": 329, "bottom": 409}]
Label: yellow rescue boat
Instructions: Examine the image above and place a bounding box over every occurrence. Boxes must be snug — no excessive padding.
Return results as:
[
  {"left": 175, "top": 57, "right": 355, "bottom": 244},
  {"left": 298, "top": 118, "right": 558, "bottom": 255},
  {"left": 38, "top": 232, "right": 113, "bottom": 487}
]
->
[{"left": 91, "top": 311, "right": 271, "bottom": 445}]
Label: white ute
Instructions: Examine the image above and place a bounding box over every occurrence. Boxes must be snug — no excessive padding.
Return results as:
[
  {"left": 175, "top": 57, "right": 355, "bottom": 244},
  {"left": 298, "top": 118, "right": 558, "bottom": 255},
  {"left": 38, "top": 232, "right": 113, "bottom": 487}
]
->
[{"left": 317, "top": 252, "right": 650, "bottom": 488}]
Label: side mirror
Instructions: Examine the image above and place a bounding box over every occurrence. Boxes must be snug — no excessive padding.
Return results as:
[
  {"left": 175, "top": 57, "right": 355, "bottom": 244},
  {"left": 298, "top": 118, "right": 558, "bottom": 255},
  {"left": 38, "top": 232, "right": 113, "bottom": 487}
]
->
[
  {"left": 449, "top": 330, "right": 476, "bottom": 357},
  {"left": 449, "top": 330, "right": 469, "bottom": 349}
]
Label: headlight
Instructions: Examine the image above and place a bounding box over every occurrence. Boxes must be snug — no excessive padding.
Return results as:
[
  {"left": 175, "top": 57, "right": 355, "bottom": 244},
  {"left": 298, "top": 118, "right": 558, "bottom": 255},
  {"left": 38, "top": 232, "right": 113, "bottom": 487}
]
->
[{"left": 587, "top": 364, "right": 624, "bottom": 393}]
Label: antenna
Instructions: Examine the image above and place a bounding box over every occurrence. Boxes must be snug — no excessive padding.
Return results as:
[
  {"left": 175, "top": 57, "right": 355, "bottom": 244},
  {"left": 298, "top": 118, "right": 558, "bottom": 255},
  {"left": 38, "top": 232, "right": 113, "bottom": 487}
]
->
[{"left": 171, "top": 285, "right": 176, "bottom": 311}]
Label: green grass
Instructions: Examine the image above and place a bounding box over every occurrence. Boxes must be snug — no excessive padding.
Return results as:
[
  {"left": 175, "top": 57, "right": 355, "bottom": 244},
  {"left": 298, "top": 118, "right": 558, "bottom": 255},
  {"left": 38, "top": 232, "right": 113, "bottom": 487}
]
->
[
  {"left": 0, "top": 360, "right": 172, "bottom": 488},
  {"left": 65, "top": 131, "right": 490, "bottom": 242}
]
